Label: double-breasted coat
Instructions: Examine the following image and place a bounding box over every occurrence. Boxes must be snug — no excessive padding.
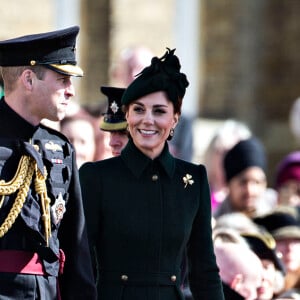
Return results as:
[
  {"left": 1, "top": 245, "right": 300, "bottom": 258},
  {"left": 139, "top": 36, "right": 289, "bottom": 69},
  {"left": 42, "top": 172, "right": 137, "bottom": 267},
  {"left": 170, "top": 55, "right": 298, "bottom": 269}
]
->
[
  {"left": 80, "top": 139, "right": 224, "bottom": 300},
  {"left": 0, "top": 99, "right": 96, "bottom": 299}
]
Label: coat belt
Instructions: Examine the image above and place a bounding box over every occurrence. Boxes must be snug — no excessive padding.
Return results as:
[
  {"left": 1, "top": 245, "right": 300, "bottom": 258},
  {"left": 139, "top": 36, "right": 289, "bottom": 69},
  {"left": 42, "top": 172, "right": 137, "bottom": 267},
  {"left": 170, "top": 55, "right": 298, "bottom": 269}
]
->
[{"left": 99, "top": 270, "right": 181, "bottom": 286}]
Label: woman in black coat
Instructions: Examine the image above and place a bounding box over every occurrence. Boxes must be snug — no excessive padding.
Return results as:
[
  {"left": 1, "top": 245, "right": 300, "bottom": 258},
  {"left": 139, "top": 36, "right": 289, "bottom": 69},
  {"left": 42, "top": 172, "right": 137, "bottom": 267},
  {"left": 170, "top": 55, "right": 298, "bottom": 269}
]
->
[{"left": 79, "top": 48, "right": 224, "bottom": 300}]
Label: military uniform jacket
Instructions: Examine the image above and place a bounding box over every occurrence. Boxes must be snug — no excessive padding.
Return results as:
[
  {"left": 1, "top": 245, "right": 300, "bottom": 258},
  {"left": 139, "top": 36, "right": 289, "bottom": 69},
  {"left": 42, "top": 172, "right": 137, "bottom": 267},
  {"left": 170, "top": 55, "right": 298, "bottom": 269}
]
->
[
  {"left": 0, "top": 99, "right": 96, "bottom": 299},
  {"left": 79, "top": 139, "right": 224, "bottom": 300}
]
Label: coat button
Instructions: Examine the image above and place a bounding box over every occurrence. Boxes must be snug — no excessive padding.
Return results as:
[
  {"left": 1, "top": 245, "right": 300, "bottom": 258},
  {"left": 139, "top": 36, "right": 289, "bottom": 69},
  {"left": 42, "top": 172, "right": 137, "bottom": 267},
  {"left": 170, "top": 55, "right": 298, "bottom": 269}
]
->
[
  {"left": 121, "top": 274, "right": 128, "bottom": 281},
  {"left": 152, "top": 174, "right": 158, "bottom": 181},
  {"left": 171, "top": 275, "right": 176, "bottom": 282}
]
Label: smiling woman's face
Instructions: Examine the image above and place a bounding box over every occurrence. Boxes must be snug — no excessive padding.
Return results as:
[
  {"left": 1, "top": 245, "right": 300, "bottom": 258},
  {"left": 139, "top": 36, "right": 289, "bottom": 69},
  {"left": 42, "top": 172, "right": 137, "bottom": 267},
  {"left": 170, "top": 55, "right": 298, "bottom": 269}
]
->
[{"left": 126, "top": 91, "right": 178, "bottom": 159}]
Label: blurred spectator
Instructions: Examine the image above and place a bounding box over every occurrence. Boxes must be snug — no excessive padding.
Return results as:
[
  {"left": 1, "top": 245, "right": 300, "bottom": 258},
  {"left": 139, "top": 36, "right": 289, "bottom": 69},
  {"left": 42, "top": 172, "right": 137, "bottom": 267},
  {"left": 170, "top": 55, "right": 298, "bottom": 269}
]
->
[
  {"left": 254, "top": 207, "right": 300, "bottom": 294},
  {"left": 214, "top": 212, "right": 261, "bottom": 235},
  {"left": 82, "top": 102, "right": 113, "bottom": 162},
  {"left": 214, "top": 136, "right": 276, "bottom": 219},
  {"left": 277, "top": 288, "right": 300, "bottom": 299},
  {"left": 214, "top": 241, "right": 263, "bottom": 300},
  {"left": 60, "top": 110, "right": 96, "bottom": 168},
  {"left": 213, "top": 220, "right": 286, "bottom": 299},
  {"left": 214, "top": 213, "right": 286, "bottom": 299},
  {"left": 99, "top": 86, "right": 128, "bottom": 156},
  {"left": 185, "top": 226, "right": 248, "bottom": 299},
  {"left": 289, "top": 97, "right": 300, "bottom": 144},
  {"left": 204, "top": 119, "right": 252, "bottom": 212},
  {"left": 93, "top": 118, "right": 112, "bottom": 161},
  {"left": 168, "top": 114, "right": 194, "bottom": 162},
  {"left": 111, "top": 45, "right": 154, "bottom": 87},
  {"left": 213, "top": 226, "right": 250, "bottom": 246},
  {"left": 274, "top": 151, "right": 300, "bottom": 207},
  {"left": 241, "top": 232, "right": 286, "bottom": 299}
]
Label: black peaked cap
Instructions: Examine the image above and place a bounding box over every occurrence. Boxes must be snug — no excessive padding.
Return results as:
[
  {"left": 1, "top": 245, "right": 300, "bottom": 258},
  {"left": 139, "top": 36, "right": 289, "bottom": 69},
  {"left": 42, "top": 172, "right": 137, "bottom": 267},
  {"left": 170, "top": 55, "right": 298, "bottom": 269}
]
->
[
  {"left": 100, "top": 86, "right": 127, "bottom": 131},
  {"left": 0, "top": 26, "right": 83, "bottom": 76}
]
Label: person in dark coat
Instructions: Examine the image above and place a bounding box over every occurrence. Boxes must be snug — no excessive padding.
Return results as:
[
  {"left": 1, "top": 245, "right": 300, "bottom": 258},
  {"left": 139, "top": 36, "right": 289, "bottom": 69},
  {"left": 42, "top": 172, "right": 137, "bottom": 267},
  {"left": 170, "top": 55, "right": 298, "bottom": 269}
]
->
[
  {"left": 80, "top": 48, "right": 224, "bottom": 300},
  {"left": 0, "top": 27, "right": 97, "bottom": 299}
]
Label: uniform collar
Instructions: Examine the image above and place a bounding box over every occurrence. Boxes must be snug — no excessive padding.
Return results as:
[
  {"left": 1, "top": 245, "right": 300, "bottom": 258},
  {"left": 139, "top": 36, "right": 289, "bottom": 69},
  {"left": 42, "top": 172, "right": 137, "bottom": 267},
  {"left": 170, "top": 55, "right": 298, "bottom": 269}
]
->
[
  {"left": 121, "top": 139, "right": 175, "bottom": 178},
  {"left": 0, "top": 98, "right": 37, "bottom": 139}
]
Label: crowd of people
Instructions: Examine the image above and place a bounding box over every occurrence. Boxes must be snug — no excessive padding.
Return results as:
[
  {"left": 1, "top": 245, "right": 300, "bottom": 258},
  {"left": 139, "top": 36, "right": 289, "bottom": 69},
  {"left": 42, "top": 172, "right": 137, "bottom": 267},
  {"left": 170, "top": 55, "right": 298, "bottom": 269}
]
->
[
  {"left": 0, "top": 25, "right": 300, "bottom": 300},
  {"left": 203, "top": 132, "right": 300, "bottom": 299}
]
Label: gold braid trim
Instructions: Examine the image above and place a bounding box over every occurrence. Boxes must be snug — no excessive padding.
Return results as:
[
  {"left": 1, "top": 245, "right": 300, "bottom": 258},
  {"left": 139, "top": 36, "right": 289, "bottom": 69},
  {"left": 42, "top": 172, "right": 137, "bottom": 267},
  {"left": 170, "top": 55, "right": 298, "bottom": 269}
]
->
[
  {"left": 0, "top": 154, "right": 52, "bottom": 246},
  {"left": 0, "top": 155, "right": 31, "bottom": 194},
  {"left": 0, "top": 155, "right": 35, "bottom": 238},
  {"left": 34, "top": 164, "right": 52, "bottom": 246}
]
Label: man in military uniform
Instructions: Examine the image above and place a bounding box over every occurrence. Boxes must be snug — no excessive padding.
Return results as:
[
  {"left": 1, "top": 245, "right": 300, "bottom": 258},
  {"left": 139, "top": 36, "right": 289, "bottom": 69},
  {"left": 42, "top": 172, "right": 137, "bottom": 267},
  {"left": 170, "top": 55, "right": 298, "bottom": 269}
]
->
[
  {"left": 0, "top": 26, "right": 97, "bottom": 299},
  {"left": 99, "top": 86, "right": 128, "bottom": 157}
]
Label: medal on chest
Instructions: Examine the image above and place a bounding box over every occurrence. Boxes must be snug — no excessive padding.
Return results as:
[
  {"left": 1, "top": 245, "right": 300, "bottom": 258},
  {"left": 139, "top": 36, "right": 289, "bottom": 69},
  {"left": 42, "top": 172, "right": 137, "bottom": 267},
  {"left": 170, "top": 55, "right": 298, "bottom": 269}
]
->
[{"left": 51, "top": 193, "right": 66, "bottom": 225}]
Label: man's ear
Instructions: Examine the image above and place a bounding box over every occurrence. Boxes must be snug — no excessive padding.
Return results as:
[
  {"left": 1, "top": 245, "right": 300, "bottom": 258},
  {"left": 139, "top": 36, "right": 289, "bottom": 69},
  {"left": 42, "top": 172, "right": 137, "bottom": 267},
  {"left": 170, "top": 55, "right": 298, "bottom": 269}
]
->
[{"left": 21, "top": 69, "right": 34, "bottom": 90}]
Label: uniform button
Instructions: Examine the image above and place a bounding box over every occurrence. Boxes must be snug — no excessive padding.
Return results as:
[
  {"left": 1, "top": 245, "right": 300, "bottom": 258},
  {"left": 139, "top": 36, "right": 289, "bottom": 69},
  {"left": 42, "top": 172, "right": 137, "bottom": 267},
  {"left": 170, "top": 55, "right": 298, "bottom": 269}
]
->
[
  {"left": 171, "top": 275, "right": 176, "bottom": 282},
  {"left": 152, "top": 174, "right": 158, "bottom": 181},
  {"left": 121, "top": 275, "right": 128, "bottom": 281}
]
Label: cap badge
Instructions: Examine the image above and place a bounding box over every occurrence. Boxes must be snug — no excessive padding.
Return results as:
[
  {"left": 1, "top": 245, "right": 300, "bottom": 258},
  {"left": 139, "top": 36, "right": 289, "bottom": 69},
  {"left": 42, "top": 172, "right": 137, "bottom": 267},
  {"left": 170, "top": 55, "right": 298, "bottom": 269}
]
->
[
  {"left": 51, "top": 193, "right": 66, "bottom": 225},
  {"left": 110, "top": 101, "right": 119, "bottom": 114},
  {"left": 183, "top": 174, "right": 194, "bottom": 188}
]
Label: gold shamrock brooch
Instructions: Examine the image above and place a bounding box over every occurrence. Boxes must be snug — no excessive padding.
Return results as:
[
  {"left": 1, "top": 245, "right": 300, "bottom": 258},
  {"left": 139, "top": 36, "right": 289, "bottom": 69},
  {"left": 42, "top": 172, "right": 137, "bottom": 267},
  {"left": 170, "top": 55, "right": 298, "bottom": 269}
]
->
[{"left": 183, "top": 174, "right": 194, "bottom": 188}]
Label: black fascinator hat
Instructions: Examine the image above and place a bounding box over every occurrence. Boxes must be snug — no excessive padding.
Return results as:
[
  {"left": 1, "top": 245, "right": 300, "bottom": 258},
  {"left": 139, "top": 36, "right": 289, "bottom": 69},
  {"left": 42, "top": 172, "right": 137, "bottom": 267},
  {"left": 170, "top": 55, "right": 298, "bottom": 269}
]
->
[{"left": 121, "top": 48, "right": 189, "bottom": 106}]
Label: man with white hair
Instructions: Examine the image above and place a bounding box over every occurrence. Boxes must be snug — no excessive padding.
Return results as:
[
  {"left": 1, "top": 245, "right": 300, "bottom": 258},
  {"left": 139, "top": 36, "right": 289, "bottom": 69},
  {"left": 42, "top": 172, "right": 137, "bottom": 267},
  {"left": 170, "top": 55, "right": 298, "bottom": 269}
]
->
[{"left": 214, "top": 242, "right": 263, "bottom": 300}]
